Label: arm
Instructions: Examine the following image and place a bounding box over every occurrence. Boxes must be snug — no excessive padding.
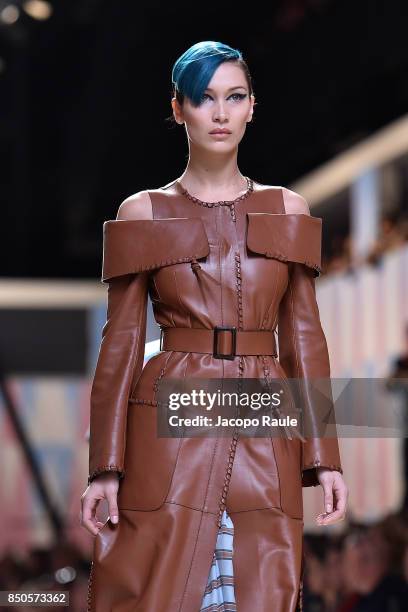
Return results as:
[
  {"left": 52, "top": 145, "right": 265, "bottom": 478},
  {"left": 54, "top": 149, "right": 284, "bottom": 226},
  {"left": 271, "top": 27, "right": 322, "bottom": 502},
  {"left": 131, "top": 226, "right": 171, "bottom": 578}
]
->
[
  {"left": 88, "top": 193, "right": 151, "bottom": 485},
  {"left": 278, "top": 188, "right": 343, "bottom": 487},
  {"left": 83, "top": 196, "right": 210, "bottom": 534},
  {"left": 88, "top": 272, "right": 149, "bottom": 484}
]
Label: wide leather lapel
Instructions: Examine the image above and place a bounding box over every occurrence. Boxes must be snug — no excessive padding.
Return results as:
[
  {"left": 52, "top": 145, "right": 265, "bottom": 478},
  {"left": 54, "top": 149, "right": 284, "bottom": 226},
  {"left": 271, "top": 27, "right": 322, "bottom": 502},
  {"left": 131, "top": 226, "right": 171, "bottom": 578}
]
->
[
  {"left": 102, "top": 217, "right": 210, "bottom": 282},
  {"left": 246, "top": 212, "right": 322, "bottom": 277}
]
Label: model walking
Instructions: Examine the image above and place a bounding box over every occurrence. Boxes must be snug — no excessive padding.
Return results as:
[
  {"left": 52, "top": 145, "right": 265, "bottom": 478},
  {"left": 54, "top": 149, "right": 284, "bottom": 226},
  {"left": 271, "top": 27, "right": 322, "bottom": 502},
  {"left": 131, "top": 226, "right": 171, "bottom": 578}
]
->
[{"left": 81, "top": 40, "right": 348, "bottom": 612}]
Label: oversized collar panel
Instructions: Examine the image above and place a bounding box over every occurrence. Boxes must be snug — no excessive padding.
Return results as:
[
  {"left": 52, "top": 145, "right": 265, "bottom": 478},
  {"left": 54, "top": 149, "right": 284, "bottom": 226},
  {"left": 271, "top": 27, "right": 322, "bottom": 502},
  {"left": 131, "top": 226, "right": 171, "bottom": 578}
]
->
[
  {"left": 246, "top": 212, "right": 322, "bottom": 277},
  {"left": 101, "top": 217, "right": 210, "bottom": 282}
]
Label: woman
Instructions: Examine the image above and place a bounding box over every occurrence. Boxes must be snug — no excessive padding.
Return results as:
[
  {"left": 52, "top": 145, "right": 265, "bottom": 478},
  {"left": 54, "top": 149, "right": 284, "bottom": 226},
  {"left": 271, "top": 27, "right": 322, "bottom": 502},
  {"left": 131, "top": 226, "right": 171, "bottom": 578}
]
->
[{"left": 81, "top": 40, "right": 348, "bottom": 612}]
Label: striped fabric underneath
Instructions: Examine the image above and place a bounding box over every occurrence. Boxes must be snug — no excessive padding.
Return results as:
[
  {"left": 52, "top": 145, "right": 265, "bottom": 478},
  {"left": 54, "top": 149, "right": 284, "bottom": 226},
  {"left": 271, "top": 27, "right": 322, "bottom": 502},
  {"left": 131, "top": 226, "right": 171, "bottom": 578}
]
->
[{"left": 200, "top": 510, "right": 236, "bottom": 612}]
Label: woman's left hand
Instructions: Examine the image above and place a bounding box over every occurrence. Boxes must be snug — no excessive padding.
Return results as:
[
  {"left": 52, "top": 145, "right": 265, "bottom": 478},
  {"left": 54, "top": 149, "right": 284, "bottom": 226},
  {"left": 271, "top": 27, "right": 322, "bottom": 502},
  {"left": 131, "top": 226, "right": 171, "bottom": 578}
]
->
[{"left": 315, "top": 468, "right": 348, "bottom": 526}]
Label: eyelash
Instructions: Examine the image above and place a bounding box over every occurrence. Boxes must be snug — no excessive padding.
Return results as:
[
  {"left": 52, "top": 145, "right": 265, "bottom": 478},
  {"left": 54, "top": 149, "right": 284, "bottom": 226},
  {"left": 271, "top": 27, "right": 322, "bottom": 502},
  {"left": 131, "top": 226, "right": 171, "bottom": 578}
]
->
[{"left": 200, "top": 93, "right": 247, "bottom": 103}]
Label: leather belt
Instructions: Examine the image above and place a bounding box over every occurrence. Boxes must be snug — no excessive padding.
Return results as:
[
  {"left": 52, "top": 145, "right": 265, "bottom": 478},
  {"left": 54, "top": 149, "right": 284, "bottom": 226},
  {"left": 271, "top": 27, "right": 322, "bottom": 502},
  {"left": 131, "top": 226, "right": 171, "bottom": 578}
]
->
[{"left": 160, "top": 326, "right": 277, "bottom": 360}]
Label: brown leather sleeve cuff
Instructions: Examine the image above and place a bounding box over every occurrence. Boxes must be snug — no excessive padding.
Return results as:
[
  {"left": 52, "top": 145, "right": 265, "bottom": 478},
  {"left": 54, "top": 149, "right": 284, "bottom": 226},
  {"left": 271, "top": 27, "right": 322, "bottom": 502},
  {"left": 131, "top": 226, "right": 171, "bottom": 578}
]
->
[
  {"left": 302, "top": 462, "right": 343, "bottom": 487},
  {"left": 88, "top": 465, "right": 125, "bottom": 486}
]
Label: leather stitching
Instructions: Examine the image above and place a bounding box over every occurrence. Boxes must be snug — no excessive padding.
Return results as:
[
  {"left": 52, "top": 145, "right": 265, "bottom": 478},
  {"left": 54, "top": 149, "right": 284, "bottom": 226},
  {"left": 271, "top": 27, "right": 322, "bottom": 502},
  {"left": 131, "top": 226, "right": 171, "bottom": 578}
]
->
[
  {"left": 214, "top": 250, "right": 244, "bottom": 528},
  {"left": 103, "top": 254, "right": 208, "bottom": 282},
  {"left": 87, "top": 560, "right": 93, "bottom": 612},
  {"left": 88, "top": 464, "right": 124, "bottom": 485},
  {"left": 263, "top": 251, "right": 321, "bottom": 276}
]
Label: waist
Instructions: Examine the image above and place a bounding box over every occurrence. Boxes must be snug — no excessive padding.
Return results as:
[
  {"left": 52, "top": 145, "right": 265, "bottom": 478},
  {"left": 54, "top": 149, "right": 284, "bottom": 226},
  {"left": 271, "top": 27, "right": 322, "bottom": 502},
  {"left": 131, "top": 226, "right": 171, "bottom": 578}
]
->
[{"left": 160, "top": 326, "right": 277, "bottom": 360}]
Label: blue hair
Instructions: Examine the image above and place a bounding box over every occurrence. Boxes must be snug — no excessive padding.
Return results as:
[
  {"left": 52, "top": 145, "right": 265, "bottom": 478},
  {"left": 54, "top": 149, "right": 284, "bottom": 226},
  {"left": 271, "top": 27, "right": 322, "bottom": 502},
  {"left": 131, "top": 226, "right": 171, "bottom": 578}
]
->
[{"left": 172, "top": 41, "right": 250, "bottom": 107}]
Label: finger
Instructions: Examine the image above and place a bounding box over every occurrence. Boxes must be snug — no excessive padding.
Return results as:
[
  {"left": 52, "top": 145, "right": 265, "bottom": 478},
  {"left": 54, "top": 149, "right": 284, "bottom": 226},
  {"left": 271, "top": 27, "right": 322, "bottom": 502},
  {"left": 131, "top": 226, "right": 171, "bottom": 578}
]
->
[
  {"left": 316, "top": 481, "right": 348, "bottom": 525},
  {"left": 333, "top": 484, "right": 348, "bottom": 515},
  {"left": 316, "top": 508, "right": 345, "bottom": 525},
  {"left": 322, "top": 481, "right": 334, "bottom": 514},
  {"left": 82, "top": 495, "right": 101, "bottom": 535},
  {"left": 106, "top": 490, "right": 119, "bottom": 524}
]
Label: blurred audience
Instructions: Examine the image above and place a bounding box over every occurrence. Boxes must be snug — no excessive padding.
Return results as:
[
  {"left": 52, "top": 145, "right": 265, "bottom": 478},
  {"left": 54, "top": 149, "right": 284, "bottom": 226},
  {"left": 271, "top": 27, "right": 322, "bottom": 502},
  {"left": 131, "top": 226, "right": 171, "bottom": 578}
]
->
[
  {"left": 302, "top": 511, "right": 408, "bottom": 611},
  {"left": 0, "top": 543, "right": 90, "bottom": 612},
  {"left": 322, "top": 209, "right": 408, "bottom": 276},
  {"left": 1, "top": 510, "right": 407, "bottom": 610},
  {"left": 386, "top": 324, "right": 408, "bottom": 511}
]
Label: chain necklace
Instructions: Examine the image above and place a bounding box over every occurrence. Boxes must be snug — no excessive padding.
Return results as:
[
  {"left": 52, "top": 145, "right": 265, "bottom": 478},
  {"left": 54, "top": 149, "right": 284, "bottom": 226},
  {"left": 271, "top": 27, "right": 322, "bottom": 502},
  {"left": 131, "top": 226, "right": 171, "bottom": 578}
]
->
[{"left": 176, "top": 176, "right": 254, "bottom": 208}]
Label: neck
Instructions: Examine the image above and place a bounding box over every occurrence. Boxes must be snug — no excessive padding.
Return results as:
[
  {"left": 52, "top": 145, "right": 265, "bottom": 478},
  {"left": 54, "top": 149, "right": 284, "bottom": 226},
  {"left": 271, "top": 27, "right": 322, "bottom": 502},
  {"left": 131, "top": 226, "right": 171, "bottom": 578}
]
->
[{"left": 178, "top": 147, "right": 247, "bottom": 196}]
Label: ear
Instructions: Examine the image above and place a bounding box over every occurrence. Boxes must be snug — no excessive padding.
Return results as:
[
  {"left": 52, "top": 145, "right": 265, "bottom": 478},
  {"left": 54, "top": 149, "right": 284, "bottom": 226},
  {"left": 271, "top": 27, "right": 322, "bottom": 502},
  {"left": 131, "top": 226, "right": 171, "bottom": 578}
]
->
[
  {"left": 247, "top": 94, "right": 255, "bottom": 122},
  {"left": 171, "top": 97, "right": 184, "bottom": 125}
]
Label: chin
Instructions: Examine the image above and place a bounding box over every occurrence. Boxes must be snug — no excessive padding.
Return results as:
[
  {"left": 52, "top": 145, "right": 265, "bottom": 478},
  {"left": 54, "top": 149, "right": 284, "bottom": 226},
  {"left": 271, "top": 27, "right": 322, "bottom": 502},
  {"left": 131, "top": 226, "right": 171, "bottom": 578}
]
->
[{"left": 206, "top": 140, "right": 237, "bottom": 151}]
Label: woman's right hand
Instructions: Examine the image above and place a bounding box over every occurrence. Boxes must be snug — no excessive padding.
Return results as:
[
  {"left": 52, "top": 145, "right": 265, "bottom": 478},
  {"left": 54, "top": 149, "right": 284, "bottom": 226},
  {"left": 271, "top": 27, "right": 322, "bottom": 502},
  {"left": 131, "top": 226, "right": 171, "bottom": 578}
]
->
[{"left": 80, "top": 472, "right": 120, "bottom": 536}]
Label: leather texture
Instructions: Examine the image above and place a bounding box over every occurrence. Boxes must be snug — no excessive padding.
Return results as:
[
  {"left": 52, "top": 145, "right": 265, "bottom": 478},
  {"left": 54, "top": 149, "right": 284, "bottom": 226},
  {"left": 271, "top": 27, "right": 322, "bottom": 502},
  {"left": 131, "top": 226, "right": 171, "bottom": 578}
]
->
[{"left": 87, "top": 180, "right": 343, "bottom": 612}]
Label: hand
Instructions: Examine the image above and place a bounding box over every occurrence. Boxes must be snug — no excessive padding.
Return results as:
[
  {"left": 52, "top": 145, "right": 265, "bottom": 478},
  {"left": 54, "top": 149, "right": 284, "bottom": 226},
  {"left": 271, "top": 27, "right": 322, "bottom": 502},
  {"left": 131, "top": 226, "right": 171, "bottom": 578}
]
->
[
  {"left": 315, "top": 467, "right": 348, "bottom": 526},
  {"left": 80, "top": 472, "right": 120, "bottom": 535}
]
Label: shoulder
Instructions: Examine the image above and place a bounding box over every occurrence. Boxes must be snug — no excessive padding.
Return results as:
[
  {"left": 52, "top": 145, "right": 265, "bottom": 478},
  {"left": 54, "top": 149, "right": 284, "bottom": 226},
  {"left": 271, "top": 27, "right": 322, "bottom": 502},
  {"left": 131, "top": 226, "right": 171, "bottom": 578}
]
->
[
  {"left": 281, "top": 187, "right": 311, "bottom": 215},
  {"left": 116, "top": 190, "right": 153, "bottom": 220}
]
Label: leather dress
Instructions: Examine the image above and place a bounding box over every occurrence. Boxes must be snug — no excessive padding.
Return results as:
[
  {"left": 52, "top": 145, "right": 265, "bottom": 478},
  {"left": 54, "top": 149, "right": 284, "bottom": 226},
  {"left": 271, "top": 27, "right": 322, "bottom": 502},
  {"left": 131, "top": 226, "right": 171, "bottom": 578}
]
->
[{"left": 87, "top": 178, "right": 343, "bottom": 612}]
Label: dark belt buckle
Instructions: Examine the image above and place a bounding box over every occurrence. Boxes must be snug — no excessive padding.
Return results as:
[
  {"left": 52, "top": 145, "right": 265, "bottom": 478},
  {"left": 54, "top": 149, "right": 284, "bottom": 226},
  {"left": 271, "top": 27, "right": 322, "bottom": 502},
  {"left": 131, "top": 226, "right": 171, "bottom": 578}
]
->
[{"left": 213, "top": 325, "right": 237, "bottom": 360}]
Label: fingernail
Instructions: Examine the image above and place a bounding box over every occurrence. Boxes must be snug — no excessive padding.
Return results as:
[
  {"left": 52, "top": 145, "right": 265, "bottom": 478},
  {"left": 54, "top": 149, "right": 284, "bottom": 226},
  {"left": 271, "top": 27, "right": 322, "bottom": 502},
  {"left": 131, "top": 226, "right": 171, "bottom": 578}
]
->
[
  {"left": 111, "top": 515, "right": 118, "bottom": 524},
  {"left": 326, "top": 504, "right": 332, "bottom": 512}
]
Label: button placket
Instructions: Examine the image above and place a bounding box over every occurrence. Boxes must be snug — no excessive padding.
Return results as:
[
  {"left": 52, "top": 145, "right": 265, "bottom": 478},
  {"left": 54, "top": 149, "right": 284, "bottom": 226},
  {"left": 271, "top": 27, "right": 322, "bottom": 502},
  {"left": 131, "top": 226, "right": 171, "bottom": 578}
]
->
[{"left": 216, "top": 249, "right": 244, "bottom": 528}]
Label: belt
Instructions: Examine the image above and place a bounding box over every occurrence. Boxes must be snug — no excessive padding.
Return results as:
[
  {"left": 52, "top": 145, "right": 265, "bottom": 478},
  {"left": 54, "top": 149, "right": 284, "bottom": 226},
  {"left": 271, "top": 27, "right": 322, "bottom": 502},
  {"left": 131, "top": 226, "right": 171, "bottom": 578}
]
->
[{"left": 160, "top": 326, "right": 277, "bottom": 360}]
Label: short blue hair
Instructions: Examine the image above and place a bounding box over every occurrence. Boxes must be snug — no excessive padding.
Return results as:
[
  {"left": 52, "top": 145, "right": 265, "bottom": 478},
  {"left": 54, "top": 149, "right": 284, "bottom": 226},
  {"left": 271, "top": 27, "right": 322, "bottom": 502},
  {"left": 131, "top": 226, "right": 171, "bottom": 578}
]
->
[{"left": 172, "top": 41, "right": 251, "bottom": 107}]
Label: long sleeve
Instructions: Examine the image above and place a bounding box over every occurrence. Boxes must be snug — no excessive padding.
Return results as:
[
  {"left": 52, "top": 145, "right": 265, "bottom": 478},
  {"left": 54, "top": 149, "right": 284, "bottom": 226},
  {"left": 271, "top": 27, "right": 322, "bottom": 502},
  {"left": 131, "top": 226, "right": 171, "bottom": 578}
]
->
[
  {"left": 277, "top": 257, "right": 343, "bottom": 487},
  {"left": 88, "top": 270, "right": 149, "bottom": 484},
  {"left": 87, "top": 216, "right": 210, "bottom": 486}
]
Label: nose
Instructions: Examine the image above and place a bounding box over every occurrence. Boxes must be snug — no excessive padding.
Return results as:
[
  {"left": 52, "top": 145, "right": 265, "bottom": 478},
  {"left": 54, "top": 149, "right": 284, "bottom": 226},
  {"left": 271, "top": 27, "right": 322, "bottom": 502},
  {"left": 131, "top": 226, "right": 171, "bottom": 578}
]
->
[{"left": 213, "top": 101, "right": 228, "bottom": 123}]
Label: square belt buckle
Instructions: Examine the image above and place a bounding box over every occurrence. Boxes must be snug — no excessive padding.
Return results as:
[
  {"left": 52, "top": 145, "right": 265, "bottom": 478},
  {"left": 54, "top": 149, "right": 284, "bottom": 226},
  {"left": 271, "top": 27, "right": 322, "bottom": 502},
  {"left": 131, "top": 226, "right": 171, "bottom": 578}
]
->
[{"left": 213, "top": 325, "right": 237, "bottom": 360}]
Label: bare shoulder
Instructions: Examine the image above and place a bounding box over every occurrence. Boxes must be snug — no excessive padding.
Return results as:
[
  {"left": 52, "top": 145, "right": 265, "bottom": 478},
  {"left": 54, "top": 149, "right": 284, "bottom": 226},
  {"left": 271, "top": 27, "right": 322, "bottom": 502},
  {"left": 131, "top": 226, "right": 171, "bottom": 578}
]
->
[
  {"left": 281, "top": 187, "right": 311, "bottom": 215},
  {"left": 116, "top": 190, "right": 153, "bottom": 220}
]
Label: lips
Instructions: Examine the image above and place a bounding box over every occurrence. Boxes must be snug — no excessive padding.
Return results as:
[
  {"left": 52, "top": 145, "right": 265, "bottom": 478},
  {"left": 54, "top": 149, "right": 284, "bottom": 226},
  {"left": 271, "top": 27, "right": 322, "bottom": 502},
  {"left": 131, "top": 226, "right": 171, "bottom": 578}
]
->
[{"left": 209, "top": 129, "right": 231, "bottom": 134}]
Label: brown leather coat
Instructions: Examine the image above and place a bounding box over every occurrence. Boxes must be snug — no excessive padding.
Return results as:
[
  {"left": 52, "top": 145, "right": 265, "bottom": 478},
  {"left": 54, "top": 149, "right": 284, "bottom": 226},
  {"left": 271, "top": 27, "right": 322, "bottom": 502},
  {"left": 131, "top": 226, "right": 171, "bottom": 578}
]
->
[{"left": 87, "top": 179, "right": 343, "bottom": 612}]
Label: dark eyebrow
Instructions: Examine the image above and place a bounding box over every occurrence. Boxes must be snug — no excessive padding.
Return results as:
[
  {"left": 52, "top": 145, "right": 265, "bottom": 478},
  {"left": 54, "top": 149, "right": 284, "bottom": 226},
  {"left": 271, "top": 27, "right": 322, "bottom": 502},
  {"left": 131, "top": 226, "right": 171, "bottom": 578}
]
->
[{"left": 204, "top": 86, "right": 247, "bottom": 93}]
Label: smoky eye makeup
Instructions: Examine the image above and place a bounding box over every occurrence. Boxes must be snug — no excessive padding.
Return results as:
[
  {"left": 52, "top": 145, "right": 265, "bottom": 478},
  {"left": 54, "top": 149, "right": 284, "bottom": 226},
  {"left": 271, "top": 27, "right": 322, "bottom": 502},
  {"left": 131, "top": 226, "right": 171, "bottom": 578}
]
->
[{"left": 201, "top": 92, "right": 248, "bottom": 102}]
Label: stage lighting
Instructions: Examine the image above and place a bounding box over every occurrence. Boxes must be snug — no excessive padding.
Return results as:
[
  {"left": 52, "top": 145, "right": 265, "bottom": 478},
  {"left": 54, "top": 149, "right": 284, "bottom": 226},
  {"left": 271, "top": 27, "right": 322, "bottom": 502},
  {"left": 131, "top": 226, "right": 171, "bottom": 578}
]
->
[
  {"left": 0, "top": 4, "right": 20, "bottom": 24},
  {"left": 23, "top": 0, "right": 52, "bottom": 21}
]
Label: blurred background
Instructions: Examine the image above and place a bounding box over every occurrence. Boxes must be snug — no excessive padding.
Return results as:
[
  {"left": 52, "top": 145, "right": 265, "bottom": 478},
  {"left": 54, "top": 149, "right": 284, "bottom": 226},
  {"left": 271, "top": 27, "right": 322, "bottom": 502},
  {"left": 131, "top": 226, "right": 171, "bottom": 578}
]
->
[{"left": 1, "top": 0, "right": 408, "bottom": 610}]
